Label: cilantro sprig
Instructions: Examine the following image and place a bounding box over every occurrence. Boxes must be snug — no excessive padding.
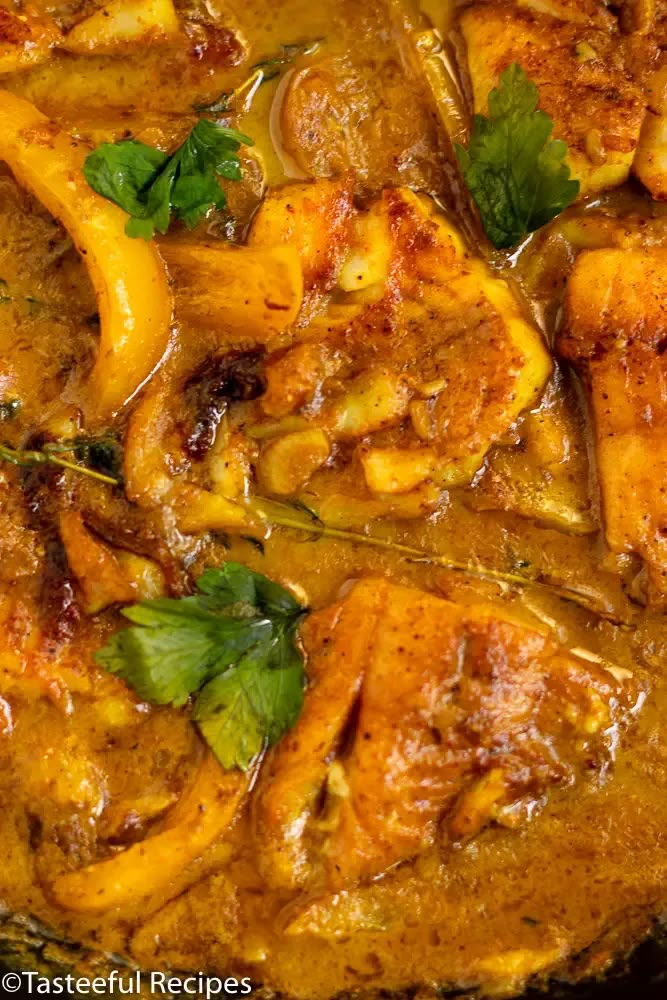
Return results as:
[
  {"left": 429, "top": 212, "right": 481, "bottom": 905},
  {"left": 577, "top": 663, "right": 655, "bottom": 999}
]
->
[
  {"left": 96, "top": 563, "right": 307, "bottom": 770},
  {"left": 455, "top": 63, "right": 579, "bottom": 249},
  {"left": 83, "top": 120, "right": 253, "bottom": 239}
]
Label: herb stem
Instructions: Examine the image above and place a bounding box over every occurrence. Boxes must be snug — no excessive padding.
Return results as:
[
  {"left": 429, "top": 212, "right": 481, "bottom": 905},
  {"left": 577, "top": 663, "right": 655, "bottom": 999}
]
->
[
  {"left": 0, "top": 438, "right": 624, "bottom": 622},
  {"left": 250, "top": 498, "right": 629, "bottom": 624},
  {"left": 0, "top": 443, "right": 118, "bottom": 485},
  {"left": 195, "top": 39, "right": 323, "bottom": 115},
  {"left": 196, "top": 67, "right": 265, "bottom": 115}
]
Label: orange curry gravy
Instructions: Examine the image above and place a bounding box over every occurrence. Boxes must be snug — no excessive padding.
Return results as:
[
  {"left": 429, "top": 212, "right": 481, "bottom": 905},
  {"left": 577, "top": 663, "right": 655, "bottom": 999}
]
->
[{"left": 0, "top": 0, "right": 666, "bottom": 996}]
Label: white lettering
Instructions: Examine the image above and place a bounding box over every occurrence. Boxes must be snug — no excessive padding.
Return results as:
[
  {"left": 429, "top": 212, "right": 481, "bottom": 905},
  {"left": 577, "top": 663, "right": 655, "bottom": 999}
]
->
[{"left": 151, "top": 972, "right": 168, "bottom": 993}]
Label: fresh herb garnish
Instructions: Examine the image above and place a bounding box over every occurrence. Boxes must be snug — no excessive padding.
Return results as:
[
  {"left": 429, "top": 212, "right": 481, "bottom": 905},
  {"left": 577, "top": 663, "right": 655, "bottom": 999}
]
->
[
  {"left": 44, "top": 433, "right": 123, "bottom": 483},
  {"left": 455, "top": 63, "right": 580, "bottom": 249},
  {"left": 0, "top": 437, "right": 120, "bottom": 485},
  {"left": 96, "top": 563, "right": 307, "bottom": 770},
  {"left": 75, "top": 435, "right": 122, "bottom": 482},
  {"left": 251, "top": 496, "right": 630, "bottom": 624},
  {"left": 83, "top": 120, "right": 253, "bottom": 239}
]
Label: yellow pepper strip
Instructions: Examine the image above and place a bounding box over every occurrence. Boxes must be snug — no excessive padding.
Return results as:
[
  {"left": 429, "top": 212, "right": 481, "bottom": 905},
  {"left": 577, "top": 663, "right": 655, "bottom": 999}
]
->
[
  {"left": 160, "top": 243, "right": 303, "bottom": 347},
  {"left": 51, "top": 753, "right": 252, "bottom": 913},
  {"left": 0, "top": 90, "right": 173, "bottom": 423}
]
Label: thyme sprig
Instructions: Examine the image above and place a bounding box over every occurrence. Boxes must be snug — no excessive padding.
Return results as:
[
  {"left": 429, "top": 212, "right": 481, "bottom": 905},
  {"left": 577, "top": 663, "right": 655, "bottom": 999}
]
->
[
  {"left": 0, "top": 438, "right": 119, "bottom": 486},
  {"left": 249, "top": 497, "right": 629, "bottom": 625},
  {"left": 0, "top": 433, "right": 624, "bottom": 623}
]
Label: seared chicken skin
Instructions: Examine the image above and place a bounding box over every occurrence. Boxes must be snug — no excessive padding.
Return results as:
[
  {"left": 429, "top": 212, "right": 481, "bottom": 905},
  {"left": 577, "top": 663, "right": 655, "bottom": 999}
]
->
[
  {"left": 632, "top": 56, "right": 667, "bottom": 198},
  {"left": 458, "top": 1, "right": 645, "bottom": 196},
  {"left": 253, "top": 579, "right": 635, "bottom": 891},
  {"left": 0, "top": 6, "right": 62, "bottom": 73},
  {"left": 560, "top": 248, "right": 667, "bottom": 605},
  {"left": 119, "top": 183, "right": 551, "bottom": 520},
  {"left": 249, "top": 183, "right": 551, "bottom": 497}
]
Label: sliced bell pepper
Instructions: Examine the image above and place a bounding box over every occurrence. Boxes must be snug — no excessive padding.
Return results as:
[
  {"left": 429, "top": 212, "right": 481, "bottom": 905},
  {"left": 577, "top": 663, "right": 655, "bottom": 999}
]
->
[{"left": 0, "top": 90, "right": 173, "bottom": 422}]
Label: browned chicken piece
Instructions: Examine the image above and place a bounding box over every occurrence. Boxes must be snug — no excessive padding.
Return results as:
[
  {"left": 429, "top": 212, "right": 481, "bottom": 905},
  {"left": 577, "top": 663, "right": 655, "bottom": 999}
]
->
[
  {"left": 559, "top": 248, "right": 667, "bottom": 606},
  {"left": 633, "top": 58, "right": 667, "bottom": 198},
  {"left": 125, "top": 182, "right": 550, "bottom": 515},
  {"left": 458, "top": 1, "right": 645, "bottom": 195},
  {"left": 254, "top": 579, "right": 635, "bottom": 891},
  {"left": 59, "top": 511, "right": 136, "bottom": 614},
  {"left": 0, "top": 6, "right": 61, "bottom": 73},
  {"left": 468, "top": 377, "right": 597, "bottom": 535},
  {"left": 250, "top": 589, "right": 385, "bottom": 888},
  {"left": 249, "top": 184, "right": 551, "bottom": 498},
  {"left": 280, "top": 53, "right": 447, "bottom": 198},
  {"left": 272, "top": 0, "right": 448, "bottom": 198},
  {"left": 60, "top": 0, "right": 180, "bottom": 54},
  {"left": 248, "top": 177, "right": 355, "bottom": 317},
  {"left": 59, "top": 511, "right": 166, "bottom": 613}
]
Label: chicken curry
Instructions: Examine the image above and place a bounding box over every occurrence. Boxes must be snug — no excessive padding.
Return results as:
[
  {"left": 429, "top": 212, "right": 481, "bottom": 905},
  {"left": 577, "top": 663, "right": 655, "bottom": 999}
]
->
[{"left": 0, "top": 0, "right": 666, "bottom": 996}]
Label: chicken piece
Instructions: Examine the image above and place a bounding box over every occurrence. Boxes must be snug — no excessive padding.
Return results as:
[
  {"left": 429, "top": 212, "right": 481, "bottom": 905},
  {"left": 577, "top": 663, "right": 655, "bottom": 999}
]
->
[
  {"left": 633, "top": 60, "right": 667, "bottom": 199},
  {"left": 159, "top": 243, "right": 303, "bottom": 348},
  {"left": 262, "top": 0, "right": 448, "bottom": 197},
  {"left": 259, "top": 340, "right": 337, "bottom": 419},
  {"left": 459, "top": 3, "right": 645, "bottom": 196},
  {"left": 559, "top": 248, "right": 667, "bottom": 606},
  {"left": 0, "top": 6, "right": 61, "bottom": 73},
  {"left": 59, "top": 512, "right": 166, "bottom": 612},
  {"left": 61, "top": 0, "right": 180, "bottom": 53},
  {"left": 634, "top": 111, "right": 667, "bottom": 197},
  {"left": 247, "top": 177, "right": 355, "bottom": 315},
  {"left": 254, "top": 579, "right": 635, "bottom": 891},
  {"left": 123, "top": 378, "right": 257, "bottom": 535},
  {"left": 280, "top": 51, "right": 447, "bottom": 197},
  {"left": 468, "top": 377, "right": 597, "bottom": 534},
  {"left": 59, "top": 512, "right": 136, "bottom": 614},
  {"left": 251, "top": 591, "right": 382, "bottom": 888},
  {"left": 250, "top": 185, "right": 551, "bottom": 497}
]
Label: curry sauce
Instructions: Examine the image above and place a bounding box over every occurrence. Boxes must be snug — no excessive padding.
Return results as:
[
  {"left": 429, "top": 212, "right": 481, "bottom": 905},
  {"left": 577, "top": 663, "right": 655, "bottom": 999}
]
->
[{"left": 0, "top": 0, "right": 666, "bottom": 997}]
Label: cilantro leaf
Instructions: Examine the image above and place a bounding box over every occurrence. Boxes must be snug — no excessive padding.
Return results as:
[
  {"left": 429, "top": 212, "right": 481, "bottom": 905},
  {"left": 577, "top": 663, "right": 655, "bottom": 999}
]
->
[
  {"left": 196, "top": 563, "right": 303, "bottom": 616},
  {"left": 194, "top": 638, "right": 304, "bottom": 770},
  {"left": 83, "top": 121, "right": 253, "bottom": 240},
  {"left": 83, "top": 140, "right": 168, "bottom": 220},
  {"left": 95, "top": 562, "right": 307, "bottom": 770},
  {"left": 455, "top": 63, "right": 580, "bottom": 249}
]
